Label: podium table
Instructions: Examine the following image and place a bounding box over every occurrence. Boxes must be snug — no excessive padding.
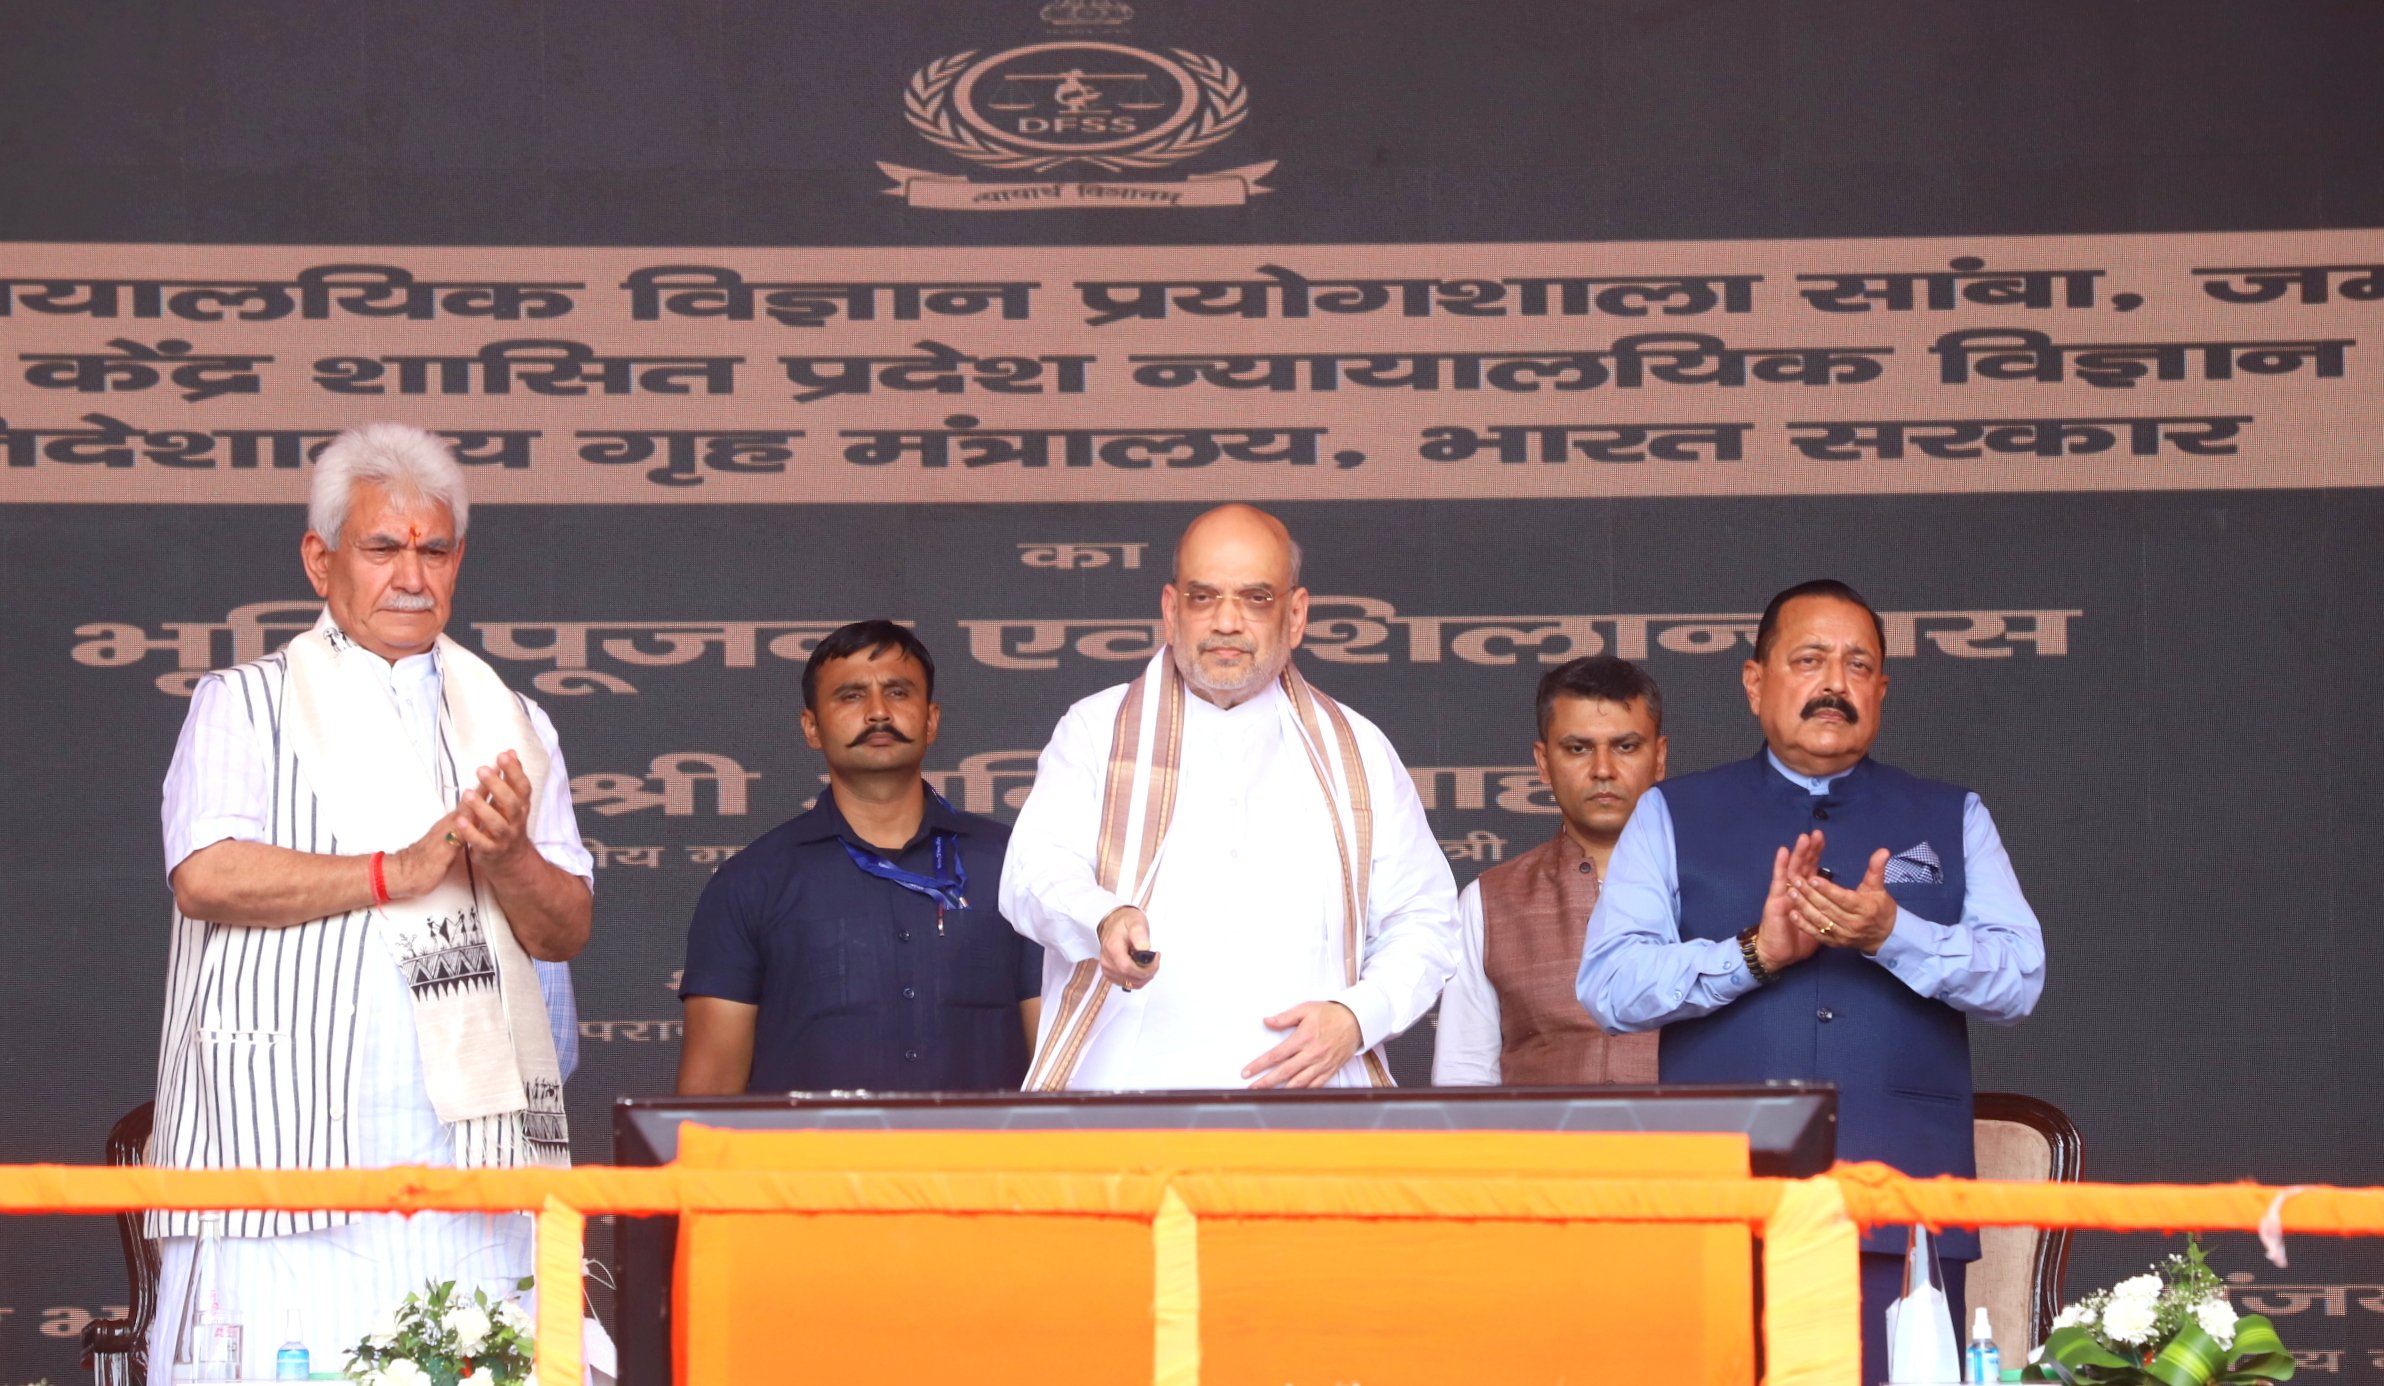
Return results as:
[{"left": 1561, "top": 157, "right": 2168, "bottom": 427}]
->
[{"left": 614, "top": 1085, "right": 1835, "bottom": 1385}]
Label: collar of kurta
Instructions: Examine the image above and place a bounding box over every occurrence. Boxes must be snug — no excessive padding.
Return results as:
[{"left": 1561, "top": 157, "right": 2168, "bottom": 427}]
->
[
  {"left": 1756, "top": 744, "right": 1875, "bottom": 802},
  {"left": 313, "top": 607, "right": 439, "bottom": 680},
  {"left": 1180, "top": 674, "right": 1286, "bottom": 723}
]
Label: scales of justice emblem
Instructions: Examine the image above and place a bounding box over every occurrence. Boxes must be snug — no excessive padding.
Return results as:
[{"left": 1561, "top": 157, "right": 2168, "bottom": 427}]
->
[{"left": 880, "top": 17, "right": 1274, "bottom": 210}]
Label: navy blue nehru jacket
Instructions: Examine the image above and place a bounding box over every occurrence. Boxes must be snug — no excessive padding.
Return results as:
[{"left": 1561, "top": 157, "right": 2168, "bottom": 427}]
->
[{"left": 679, "top": 787, "right": 1041, "bottom": 1092}]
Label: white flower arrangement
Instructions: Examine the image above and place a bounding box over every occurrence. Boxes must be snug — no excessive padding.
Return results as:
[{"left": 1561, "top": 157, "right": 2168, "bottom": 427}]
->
[
  {"left": 371, "top": 1361, "right": 432, "bottom": 1386},
  {"left": 2026, "top": 1237, "right": 2290, "bottom": 1385},
  {"left": 2099, "top": 1296, "right": 2159, "bottom": 1346},
  {"left": 442, "top": 1302, "right": 494, "bottom": 1357},
  {"left": 346, "top": 1276, "right": 537, "bottom": 1386},
  {"left": 2193, "top": 1297, "right": 2239, "bottom": 1345},
  {"left": 2109, "top": 1273, "right": 2162, "bottom": 1307}
]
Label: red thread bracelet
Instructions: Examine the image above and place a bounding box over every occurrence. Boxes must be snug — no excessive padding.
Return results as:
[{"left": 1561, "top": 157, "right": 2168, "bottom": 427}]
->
[{"left": 368, "top": 850, "right": 391, "bottom": 907}]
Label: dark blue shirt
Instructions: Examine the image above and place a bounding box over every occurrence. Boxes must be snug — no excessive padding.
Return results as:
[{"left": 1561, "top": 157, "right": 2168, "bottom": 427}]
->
[{"left": 680, "top": 787, "right": 1039, "bottom": 1093}]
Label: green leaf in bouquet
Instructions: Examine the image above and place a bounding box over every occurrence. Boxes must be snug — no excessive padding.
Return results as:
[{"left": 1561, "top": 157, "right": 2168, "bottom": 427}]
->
[
  {"left": 2210, "top": 1315, "right": 2295, "bottom": 1384},
  {"left": 2025, "top": 1324, "right": 2148, "bottom": 1384},
  {"left": 2147, "top": 1324, "right": 2232, "bottom": 1386}
]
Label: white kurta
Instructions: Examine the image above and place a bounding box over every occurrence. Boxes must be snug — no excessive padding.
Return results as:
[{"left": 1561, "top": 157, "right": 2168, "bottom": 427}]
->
[
  {"left": 148, "top": 635, "right": 591, "bottom": 1378},
  {"left": 1428, "top": 880, "right": 1505, "bottom": 1086},
  {"left": 1002, "top": 677, "right": 1459, "bottom": 1089}
]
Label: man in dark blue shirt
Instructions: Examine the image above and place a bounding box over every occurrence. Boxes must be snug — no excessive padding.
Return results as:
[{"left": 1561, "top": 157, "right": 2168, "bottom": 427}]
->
[{"left": 676, "top": 621, "right": 1040, "bottom": 1093}]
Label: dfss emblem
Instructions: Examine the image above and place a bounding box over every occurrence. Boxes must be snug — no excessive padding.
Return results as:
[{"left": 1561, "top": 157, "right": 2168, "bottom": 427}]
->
[{"left": 882, "top": 36, "right": 1274, "bottom": 209}]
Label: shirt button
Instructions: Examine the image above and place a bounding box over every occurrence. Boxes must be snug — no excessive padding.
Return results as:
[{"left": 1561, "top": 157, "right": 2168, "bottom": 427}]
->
[
  {"left": 1577, "top": 861, "right": 1593, "bottom": 874},
  {"left": 1816, "top": 1007, "right": 1835, "bottom": 1023},
  {"left": 897, "top": 930, "right": 912, "bottom": 943},
  {"left": 901, "top": 986, "right": 917, "bottom": 1000},
  {"left": 903, "top": 1049, "right": 920, "bottom": 1062}
]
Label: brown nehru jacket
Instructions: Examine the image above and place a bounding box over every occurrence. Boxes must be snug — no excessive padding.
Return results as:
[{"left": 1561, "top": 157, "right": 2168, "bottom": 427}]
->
[{"left": 1478, "top": 830, "right": 1659, "bottom": 1085}]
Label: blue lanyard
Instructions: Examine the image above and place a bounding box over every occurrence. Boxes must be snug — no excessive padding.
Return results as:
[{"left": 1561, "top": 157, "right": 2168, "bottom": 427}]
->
[{"left": 840, "top": 829, "right": 970, "bottom": 913}]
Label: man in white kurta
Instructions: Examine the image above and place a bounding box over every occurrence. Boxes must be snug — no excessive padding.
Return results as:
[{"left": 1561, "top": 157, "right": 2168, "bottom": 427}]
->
[
  {"left": 146, "top": 425, "right": 592, "bottom": 1378},
  {"left": 1002, "top": 505, "right": 1458, "bottom": 1090}
]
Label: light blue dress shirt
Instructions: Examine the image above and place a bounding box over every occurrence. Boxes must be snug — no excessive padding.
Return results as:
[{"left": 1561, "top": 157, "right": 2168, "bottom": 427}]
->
[
  {"left": 1576, "top": 751, "right": 2045, "bottom": 1034},
  {"left": 537, "top": 957, "right": 581, "bottom": 1082}
]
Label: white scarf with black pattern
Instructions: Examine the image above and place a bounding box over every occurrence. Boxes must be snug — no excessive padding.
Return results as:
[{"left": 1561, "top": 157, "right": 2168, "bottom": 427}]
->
[{"left": 281, "top": 618, "right": 567, "bottom": 1161}]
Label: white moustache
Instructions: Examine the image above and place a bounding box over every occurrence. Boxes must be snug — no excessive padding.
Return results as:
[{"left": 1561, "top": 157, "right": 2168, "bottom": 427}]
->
[{"left": 382, "top": 593, "right": 436, "bottom": 612}]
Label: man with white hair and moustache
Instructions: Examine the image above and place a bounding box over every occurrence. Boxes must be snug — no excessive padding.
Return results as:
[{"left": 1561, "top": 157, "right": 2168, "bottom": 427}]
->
[
  {"left": 1002, "top": 504, "right": 1460, "bottom": 1090},
  {"left": 146, "top": 423, "right": 593, "bottom": 1378}
]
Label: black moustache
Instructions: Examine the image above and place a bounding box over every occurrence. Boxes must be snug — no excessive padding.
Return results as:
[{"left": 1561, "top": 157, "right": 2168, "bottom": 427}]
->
[
  {"left": 849, "top": 726, "right": 913, "bottom": 747},
  {"left": 1800, "top": 695, "right": 1859, "bottom": 725}
]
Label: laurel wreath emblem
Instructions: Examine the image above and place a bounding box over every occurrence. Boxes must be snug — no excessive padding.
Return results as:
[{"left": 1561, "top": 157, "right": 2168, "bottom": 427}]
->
[{"left": 904, "top": 48, "right": 1249, "bottom": 173}]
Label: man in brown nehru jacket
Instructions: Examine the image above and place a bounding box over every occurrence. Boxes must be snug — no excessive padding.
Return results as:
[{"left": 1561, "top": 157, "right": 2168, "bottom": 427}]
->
[{"left": 1432, "top": 657, "right": 1665, "bottom": 1085}]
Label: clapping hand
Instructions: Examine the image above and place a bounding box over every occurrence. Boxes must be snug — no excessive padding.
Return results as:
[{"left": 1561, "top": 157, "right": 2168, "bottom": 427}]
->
[
  {"left": 1754, "top": 831, "right": 1827, "bottom": 973},
  {"left": 454, "top": 751, "right": 537, "bottom": 878},
  {"left": 383, "top": 811, "right": 469, "bottom": 901},
  {"left": 1792, "top": 846, "right": 1898, "bottom": 953}
]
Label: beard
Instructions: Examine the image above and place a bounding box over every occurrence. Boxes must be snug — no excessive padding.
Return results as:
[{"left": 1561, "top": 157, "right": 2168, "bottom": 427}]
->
[{"left": 1173, "top": 635, "right": 1284, "bottom": 699}]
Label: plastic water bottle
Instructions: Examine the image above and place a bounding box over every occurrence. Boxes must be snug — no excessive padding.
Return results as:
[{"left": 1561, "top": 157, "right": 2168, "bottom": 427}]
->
[
  {"left": 180, "top": 1212, "right": 244, "bottom": 1381},
  {"left": 1966, "top": 1306, "right": 2001, "bottom": 1384},
  {"left": 275, "top": 1309, "right": 311, "bottom": 1379}
]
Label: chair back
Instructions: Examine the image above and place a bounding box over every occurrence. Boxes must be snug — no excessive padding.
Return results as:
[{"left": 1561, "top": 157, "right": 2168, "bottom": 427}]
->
[
  {"left": 1968, "top": 1091, "right": 2084, "bottom": 1362},
  {"left": 82, "top": 1101, "right": 157, "bottom": 1386}
]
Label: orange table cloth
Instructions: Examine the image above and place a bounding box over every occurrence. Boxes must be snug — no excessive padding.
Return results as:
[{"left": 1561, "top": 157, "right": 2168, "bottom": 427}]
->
[{"left": 671, "top": 1124, "right": 1756, "bottom": 1386}]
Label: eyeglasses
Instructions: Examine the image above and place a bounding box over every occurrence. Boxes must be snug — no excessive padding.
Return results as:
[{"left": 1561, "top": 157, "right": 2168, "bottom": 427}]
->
[{"left": 1178, "top": 586, "right": 1280, "bottom": 614}]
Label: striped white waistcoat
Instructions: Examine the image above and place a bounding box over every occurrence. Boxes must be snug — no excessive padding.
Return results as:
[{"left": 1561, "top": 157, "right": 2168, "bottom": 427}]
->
[{"left": 147, "top": 650, "right": 545, "bottom": 1239}]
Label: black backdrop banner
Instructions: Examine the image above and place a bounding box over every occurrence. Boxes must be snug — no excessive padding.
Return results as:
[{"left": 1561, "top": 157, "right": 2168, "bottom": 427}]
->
[{"left": 4, "top": 3, "right": 2383, "bottom": 1382}]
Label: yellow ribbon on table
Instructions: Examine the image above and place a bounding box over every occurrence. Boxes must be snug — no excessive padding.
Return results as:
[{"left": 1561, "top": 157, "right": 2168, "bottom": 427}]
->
[
  {"left": 1151, "top": 1185, "right": 1201, "bottom": 1386},
  {"left": 1763, "top": 1176, "right": 1862, "bottom": 1386},
  {"left": 536, "top": 1196, "right": 585, "bottom": 1386}
]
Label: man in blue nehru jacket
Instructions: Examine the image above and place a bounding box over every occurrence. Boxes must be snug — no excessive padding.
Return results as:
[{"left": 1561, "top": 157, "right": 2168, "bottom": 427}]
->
[{"left": 1578, "top": 579, "right": 2045, "bottom": 1383}]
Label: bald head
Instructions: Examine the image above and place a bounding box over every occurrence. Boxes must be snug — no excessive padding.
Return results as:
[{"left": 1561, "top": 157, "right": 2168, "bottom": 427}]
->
[
  {"left": 1172, "top": 504, "right": 1303, "bottom": 590},
  {"left": 1162, "top": 504, "right": 1310, "bottom": 708}
]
